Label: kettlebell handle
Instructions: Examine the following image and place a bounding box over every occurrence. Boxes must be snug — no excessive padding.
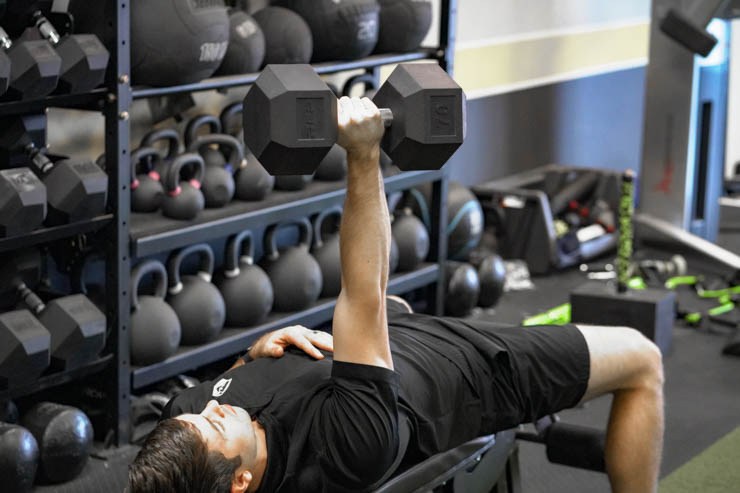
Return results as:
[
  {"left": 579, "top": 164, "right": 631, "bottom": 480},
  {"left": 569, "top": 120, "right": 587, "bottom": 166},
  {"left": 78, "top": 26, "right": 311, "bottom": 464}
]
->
[
  {"left": 131, "top": 260, "right": 168, "bottom": 311},
  {"left": 220, "top": 102, "right": 244, "bottom": 137},
  {"left": 163, "top": 153, "right": 206, "bottom": 194},
  {"left": 402, "top": 188, "right": 431, "bottom": 230},
  {"left": 131, "top": 146, "right": 163, "bottom": 184},
  {"left": 70, "top": 253, "right": 103, "bottom": 297},
  {"left": 224, "top": 230, "right": 256, "bottom": 277},
  {"left": 264, "top": 218, "right": 313, "bottom": 261},
  {"left": 186, "top": 134, "right": 245, "bottom": 173},
  {"left": 168, "top": 243, "right": 216, "bottom": 295},
  {"left": 313, "top": 206, "right": 343, "bottom": 250},
  {"left": 184, "top": 114, "right": 222, "bottom": 148},
  {"left": 140, "top": 128, "right": 181, "bottom": 162},
  {"left": 342, "top": 73, "right": 378, "bottom": 97}
]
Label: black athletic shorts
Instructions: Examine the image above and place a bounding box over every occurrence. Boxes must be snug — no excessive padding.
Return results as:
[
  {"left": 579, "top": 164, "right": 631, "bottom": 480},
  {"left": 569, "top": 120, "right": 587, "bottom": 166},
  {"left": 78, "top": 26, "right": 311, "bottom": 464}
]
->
[{"left": 473, "top": 322, "right": 591, "bottom": 430}]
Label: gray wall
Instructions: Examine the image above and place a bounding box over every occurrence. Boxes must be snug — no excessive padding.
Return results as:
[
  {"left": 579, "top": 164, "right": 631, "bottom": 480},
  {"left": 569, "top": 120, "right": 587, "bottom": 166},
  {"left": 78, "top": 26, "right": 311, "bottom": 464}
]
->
[{"left": 445, "top": 67, "right": 646, "bottom": 186}]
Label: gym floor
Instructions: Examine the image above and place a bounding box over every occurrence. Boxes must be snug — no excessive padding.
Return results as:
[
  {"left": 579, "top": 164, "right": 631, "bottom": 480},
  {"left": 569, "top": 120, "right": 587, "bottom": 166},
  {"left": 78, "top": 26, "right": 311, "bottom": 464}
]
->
[{"left": 34, "top": 236, "right": 740, "bottom": 493}]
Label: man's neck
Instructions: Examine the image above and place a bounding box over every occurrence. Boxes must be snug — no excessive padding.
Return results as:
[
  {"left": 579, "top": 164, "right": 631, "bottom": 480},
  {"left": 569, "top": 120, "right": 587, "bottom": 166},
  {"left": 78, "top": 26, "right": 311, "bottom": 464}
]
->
[{"left": 247, "top": 420, "right": 268, "bottom": 493}]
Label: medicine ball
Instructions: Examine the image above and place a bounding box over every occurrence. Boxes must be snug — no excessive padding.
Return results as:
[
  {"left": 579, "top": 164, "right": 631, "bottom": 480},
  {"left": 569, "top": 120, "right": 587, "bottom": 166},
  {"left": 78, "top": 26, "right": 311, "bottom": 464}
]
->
[
  {"left": 131, "top": 0, "right": 230, "bottom": 86},
  {"left": 444, "top": 262, "right": 480, "bottom": 317},
  {"left": 216, "top": 10, "right": 265, "bottom": 75},
  {"left": 408, "top": 182, "right": 484, "bottom": 261},
  {"left": 0, "top": 423, "right": 38, "bottom": 493},
  {"left": 276, "top": 0, "right": 380, "bottom": 62},
  {"left": 375, "top": 0, "right": 432, "bottom": 53},
  {"left": 253, "top": 7, "right": 313, "bottom": 65}
]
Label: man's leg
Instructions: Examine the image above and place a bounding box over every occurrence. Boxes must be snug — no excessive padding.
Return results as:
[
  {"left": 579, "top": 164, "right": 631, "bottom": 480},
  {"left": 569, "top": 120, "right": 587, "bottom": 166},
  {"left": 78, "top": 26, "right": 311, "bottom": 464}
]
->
[{"left": 575, "top": 325, "right": 665, "bottom": 493}]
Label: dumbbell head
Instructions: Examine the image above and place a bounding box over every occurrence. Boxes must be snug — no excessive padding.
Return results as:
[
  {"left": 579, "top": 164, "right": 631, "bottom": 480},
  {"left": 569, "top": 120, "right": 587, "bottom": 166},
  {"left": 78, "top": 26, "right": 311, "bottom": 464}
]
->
[
  {"left": 373, "top": 63, "right": 466, "bottom": 170},
  {"left": 42, "top": 158, "right": 108, "bottom": 224},
  {"left": 0, "top": 50, "right": 9, "bottom": 96},
  {"left": 52, "top": 34, "right": 109, "bottom": 94},
  {"left": 0, "top": 26, "right": 62, "bottom": 100},
  {"left": 0, "top": 309, "right": 51, "bottom": 387},
  {"left": 35, "top": 294, "right": 107, "bottom": 371},
  {"left": 243, "top": 64, "right": 337, "bottom": 175},
  {"left": 0, "top": 167, "right": 47, "bottom": 237}
]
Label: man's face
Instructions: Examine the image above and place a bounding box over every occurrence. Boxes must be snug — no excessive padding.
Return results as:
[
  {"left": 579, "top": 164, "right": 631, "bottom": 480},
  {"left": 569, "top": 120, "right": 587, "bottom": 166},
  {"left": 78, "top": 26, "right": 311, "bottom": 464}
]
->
[{"left": 177, "top": 400, "right": 256, "bottom": 467}]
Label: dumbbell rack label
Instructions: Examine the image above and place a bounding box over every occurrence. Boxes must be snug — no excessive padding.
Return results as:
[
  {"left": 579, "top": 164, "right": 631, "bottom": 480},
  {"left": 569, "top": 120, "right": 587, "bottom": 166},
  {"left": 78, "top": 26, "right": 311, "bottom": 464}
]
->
[
  {"left": 297, "top": 98, "right": 325, "bottom": 141},
  {"left": 430, "top": 96, "right": 456, "bottom": 137}
]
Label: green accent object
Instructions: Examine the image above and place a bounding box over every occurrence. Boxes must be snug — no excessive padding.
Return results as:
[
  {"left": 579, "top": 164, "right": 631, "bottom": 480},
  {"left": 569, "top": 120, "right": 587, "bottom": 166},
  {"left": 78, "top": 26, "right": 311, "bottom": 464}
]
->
[
  {"left": 665, "top": 276, "right": 699, "bottom": 290},
  {"left": 707, "top": 302, "right": 735, "bottom": 317},
  {"left": 523, "top": 303, "right": 571, "bottom": 326},
  {"left": 659, "top": 427, "right": 740, "bottom": 493},
  {"left": 697, "top": 285, "right": 740, "bottom": 299},
  {"left": 685, "top": 312, "right": 702, "bottom": 324},
  {"left": 627, "top": 277, "right": 647, "bottom": 290},
  {"left": 617, "top": 171, "right": 635, "bottom": 292}
]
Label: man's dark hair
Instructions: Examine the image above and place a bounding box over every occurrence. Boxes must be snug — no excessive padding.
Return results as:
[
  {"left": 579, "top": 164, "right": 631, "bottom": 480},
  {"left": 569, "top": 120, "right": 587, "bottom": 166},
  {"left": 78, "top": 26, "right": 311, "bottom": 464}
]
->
[{"left": 128, "top": 418, "right": 241, "bottom": 493}]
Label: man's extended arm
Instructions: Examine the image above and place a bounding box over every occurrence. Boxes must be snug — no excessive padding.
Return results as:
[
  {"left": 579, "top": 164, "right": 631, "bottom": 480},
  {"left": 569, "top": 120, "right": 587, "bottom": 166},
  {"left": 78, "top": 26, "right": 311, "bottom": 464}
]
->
[{"left": 332, "top": 97, "right": 393, "bottom": 370}]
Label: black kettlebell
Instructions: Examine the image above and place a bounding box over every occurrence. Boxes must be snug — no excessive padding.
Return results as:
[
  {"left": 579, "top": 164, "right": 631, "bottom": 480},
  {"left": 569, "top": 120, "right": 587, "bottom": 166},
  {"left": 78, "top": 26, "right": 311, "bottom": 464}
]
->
[
  {"left": 219, "top": 101, "right": 275, "bottom": 201},
  {"left": 0, "top": 422, "right": 38, "bottom": 493},
  {"left": 215, "top": 230, "right": 274, "bottom": 327},
  {"left": 184, "top": 114, "right": 226, "bottom": 168},
  {"left": 472, "top": 253, "right": 506, "bottom": 308},
  {"left": 130, "top": 260, "right": 182, "bottom": 365},
  {"left": 275, "top": 174, "right": 313, "bottom": 191},
  {"left": 315, "top": 144, "right": 347, "bottom": 182},
  {"left": 392, "top": 207, "right": 430, "bottom": 272},
  {"left": 389, "top": 234, "right": 400, "bottom": 275},
  {"left": 312, "top": 207, "right": 342, "bottom": 298},
  {"left": 161, "top": 153, "right": 206, "bottom": 220},
  {"left": 167, "top": 243, "right": 226, "bottom": 345},
  {"left": 140, "top": 128, "right": 182, "bottom": 177},
  {"left": 187, "top": 134, "right": 239, "bottom": 208},
  {"left": 444, "top": 261, "right": 480, "bottom": 317},
  {"left": 261, "top": 218, "right": 323, "bottom": 312},
  {"left": 131, "top": 146, "right": 165, "bottom": 213},
  {"left": 21, "top": 402, "right": 93, "bottom": 484},
  {"left": 342, "top": 73, "right": 378, "bottom": 99}
]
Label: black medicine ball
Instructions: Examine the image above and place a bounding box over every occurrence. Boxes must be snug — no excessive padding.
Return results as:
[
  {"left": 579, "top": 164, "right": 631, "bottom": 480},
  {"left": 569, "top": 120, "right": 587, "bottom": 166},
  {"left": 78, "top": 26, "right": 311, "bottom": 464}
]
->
[
  {"left": 276, "top": 0, "right": 380, "bottom": 62},
  {"left": 375, "top": 0, "right": 432, "bottom": 53},
  {"left": 216, "top": 10, "right": 266, "bottom": 75},
  {"left": 253, "top": 6, "right": 313, "bottom": 64},
  {"left": 130, "top": 0, "right": 230, "bottom": 86}
]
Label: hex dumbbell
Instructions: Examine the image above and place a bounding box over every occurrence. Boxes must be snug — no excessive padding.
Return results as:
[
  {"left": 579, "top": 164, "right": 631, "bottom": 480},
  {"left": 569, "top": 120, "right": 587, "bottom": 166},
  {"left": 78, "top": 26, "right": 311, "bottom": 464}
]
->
[
  {"left": 0, "top": 167, "right": 46, "bottom": 237},
  {"left": 0, "top": 25, "right": 61, "bottom": 99},
  {"left": 243, "top": 63, "right": 466, "bottom": 175}
]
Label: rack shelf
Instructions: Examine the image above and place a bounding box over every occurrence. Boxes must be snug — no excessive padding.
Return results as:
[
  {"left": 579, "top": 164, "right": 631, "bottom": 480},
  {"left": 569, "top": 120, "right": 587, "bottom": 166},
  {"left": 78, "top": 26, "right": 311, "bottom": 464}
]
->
[
  {"left": 130, "top": 169, "right": 444, "bottom": 258},
  {"left": 0, "top": 354, "right": 113, "bottom": 401},
  {"left": 0, "top": 88, "right": 108, "bottom": 117},
  {"left": 131, "top": 50, "right": 437, "bottom": 99},
  {"left": 0, "top": 214, "right": 114, "bottom": 254},
  {"left": 131, "top": 263, "right": 439, "bottom": 389}
]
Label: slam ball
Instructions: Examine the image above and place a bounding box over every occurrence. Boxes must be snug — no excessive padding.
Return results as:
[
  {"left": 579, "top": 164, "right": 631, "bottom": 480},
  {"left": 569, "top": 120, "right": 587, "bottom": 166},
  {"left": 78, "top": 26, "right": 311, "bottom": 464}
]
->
[
  {"left": 216, "top": 10, "right": 265, "bottom": 75},
  {"left": 276, "top": 0, "right": 380, "bottom": 62},
  {"left": 253, "top": 7, "right": 313, "bottom": 64},
  {"left": 375, "top": 0, "right": 433, "bottom": 53},
  {"left": 131, "top": 0, "right": 230, "bottom": 86},
  {"left": 0, "top": 423, "right": 38, "bottom": 493}
]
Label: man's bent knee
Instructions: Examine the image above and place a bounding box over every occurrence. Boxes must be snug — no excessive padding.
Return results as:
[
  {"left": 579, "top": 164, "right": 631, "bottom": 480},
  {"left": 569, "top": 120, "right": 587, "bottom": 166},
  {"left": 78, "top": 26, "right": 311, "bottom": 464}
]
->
[{"left": 576, "top": 325, "right": 664, "bottom": 401}]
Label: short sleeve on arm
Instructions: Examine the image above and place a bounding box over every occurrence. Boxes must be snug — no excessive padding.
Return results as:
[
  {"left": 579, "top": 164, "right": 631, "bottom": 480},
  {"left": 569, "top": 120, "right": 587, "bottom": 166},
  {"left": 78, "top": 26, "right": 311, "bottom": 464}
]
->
[{"left": 310, "top": 361, "right": 401, "bottom": 492}]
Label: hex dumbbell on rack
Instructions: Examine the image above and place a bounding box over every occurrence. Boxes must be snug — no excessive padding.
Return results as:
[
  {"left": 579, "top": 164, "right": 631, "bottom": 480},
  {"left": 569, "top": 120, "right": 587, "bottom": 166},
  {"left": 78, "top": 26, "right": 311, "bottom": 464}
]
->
[
  {"left": 243, "top": 63, "right": 466, "bottom": 174},
  {"left": 0, "top": 25, "right": 61, "bottom": 99}
]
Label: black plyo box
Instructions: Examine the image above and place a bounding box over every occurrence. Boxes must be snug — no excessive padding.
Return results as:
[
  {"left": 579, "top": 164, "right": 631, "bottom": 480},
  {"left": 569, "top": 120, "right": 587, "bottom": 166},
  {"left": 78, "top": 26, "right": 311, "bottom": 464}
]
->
[{"left": 570, "top": 282, "right": 676, "bottom": 354}]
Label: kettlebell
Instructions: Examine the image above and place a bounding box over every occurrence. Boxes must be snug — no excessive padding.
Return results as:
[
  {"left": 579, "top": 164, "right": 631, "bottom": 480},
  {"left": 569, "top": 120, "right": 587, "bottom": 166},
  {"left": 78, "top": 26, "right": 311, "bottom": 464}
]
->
[
  {"left": 215, "top": 230, "right": 274, "bottom": 327},
  {"left": 389, "top": 234, "right": 400, "bottom": 275},
  {"left": 312, "top": 207, "right": 342, "bottom": 298},
  {"left": 392, "top": 207, "right": 430, "bottom": 272},
  {"left": 315, "top": 144, "right": 347, "bottom": 182},
  {"left": 341, "top": 73, "right": 378, "bottom": 99},
  {"left": 161, "top": 153, "right": 206, "bottom": 220},
  {"left": 444, "top": 261, "right": 480, "bottom": 317},
  {"left": 472, "top": 253, "right": 506, "bottom": 308},
  {"left": 260, "top": 218, "right": 322, "bottom": 312},
  {"left": 184, "top": 114, "right": 226, "bottom": 168},
  {"left": 130, "top": 260, "right": 181, "bottom": 365},
  {"left": 130, "top": 146, "right": 165, "bottom": 213},
  {"left": 167, "top": 243, "right": 226, "bottom": 345},
  {"left": 219, "top": 101, "right": 275, "bottom": 201},
  {"left": 140, "top": 128, "right": 182, "bottom": 177},
  {"left": 187, "top": 134, "right": 239, "bottom": 208}
]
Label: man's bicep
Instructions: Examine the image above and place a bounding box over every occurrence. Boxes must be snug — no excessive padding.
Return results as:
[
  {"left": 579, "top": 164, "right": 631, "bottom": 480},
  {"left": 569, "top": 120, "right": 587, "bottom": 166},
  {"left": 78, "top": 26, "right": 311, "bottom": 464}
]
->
[{"left": 332, "top": 290, "right": 393, "bottom": 369}]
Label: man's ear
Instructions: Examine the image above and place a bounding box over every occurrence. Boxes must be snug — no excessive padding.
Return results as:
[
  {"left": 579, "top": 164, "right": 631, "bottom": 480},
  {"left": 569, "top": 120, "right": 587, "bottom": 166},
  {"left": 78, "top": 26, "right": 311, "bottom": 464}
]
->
[{"left": 231, "top": 470, "right": 252, "bottom": 493}]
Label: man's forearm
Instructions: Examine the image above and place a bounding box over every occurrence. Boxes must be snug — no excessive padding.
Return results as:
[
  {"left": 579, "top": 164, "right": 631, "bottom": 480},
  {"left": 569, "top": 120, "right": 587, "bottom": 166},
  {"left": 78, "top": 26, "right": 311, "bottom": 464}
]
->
[{"left": 340, "top": 147, "right": 390, "bottom": 299}]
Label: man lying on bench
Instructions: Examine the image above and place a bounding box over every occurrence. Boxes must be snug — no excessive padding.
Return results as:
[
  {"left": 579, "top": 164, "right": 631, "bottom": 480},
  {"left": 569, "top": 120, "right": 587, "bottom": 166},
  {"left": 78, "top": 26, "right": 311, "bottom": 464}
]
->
[{"left": 128, "top": 97, "right": 664, "bottom": 493}]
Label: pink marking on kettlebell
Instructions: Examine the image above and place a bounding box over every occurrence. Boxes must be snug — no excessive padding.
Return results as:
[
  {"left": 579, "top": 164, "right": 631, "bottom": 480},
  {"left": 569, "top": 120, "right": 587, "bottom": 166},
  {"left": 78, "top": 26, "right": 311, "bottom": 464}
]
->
[
  {"left": 190, "top": 179, "right": 202, "bottom": 190},
  {"left": 168, "top": 186, "right": 182, "bottom": 197},
  {"left": 149, "top": 170, "right": 161, "bottom": 181}
]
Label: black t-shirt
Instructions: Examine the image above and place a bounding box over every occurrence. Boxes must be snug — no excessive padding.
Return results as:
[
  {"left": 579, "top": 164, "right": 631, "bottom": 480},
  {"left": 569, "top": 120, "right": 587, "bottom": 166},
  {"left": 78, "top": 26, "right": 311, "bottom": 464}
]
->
[{"left": 163, "top": 313, "right": 506, "bottom": 492}]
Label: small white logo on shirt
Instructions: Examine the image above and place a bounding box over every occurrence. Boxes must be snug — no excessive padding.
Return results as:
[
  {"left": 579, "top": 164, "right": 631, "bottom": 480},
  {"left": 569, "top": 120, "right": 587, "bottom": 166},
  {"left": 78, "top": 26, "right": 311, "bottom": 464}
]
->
[{"left": 212, "top": 378, "right": 232, "bottom": 397}]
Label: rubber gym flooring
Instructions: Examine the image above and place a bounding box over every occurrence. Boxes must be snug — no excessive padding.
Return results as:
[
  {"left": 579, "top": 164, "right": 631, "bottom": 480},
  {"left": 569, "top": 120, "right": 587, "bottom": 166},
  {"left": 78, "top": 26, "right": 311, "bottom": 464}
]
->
[{"left": 34, "top": 238, "right": 740, "bottom": 492}]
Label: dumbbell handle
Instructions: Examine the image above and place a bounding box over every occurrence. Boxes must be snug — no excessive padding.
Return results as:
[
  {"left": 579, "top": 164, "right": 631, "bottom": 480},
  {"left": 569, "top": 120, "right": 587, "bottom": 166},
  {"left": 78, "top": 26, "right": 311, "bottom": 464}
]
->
[
  {"left": 17, "top": 283, "right": 46, "bottom": 314},
  {"left": 379, "top": 108, "right": 393, "bottom": 128},
  {"left": 25, "top": 144, "right": 55, "bottom": 176},
  {"left": 0, "top": 26, "right": 11, "bottom": 50},
  {"left": 32, "top": 12, "right": 61, "bottom": 46}
]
